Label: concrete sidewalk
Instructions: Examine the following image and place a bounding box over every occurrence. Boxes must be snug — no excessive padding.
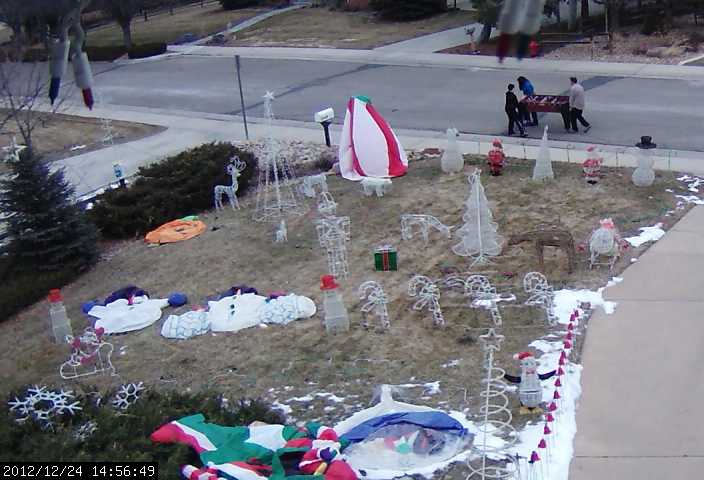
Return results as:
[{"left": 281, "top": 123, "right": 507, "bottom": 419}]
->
[
  {"left": 570, "top": 205, "right": 704, "bottom": 479},
  {"left": 166, "top": 45, "right": 704, "bottom": 81},
  {"left": 57, "top": 102, "right": 704, "bottom": 198},
  {"left": 374, "top": 24, "right": 482, "bottom": 53}
]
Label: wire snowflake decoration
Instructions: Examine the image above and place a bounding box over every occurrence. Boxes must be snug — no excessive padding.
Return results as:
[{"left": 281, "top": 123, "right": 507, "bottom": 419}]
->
[
  {"left": 8, "top": 386, "right": 82, "bottom": 429},
  {"left": 74, "top": 421, "right": 98, "bottom": 442},
  {"left": 111, "top": 382, "right": 146, "bottom": 410}
]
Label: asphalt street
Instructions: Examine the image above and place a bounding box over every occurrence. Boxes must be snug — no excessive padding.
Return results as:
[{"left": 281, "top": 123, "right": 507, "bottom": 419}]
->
[{"left": 85, "top": 55, "right": 704, "bottom": 151}]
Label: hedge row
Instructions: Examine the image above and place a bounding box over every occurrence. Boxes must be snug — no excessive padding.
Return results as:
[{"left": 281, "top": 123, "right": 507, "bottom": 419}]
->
[
  {"left": 1, "top": 387, "right": 283, "bottom": 468},
  {"left": 88, "top": 142, "right": 258, "bottom": 239},
  {"left": 0, "top": 43, "right": 168, "bottom": 63}
]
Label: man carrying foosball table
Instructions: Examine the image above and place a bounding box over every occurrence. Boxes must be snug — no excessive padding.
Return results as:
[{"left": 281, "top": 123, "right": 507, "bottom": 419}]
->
[{"left": 519, "top": 94, "right": 572, "bottom": 132}]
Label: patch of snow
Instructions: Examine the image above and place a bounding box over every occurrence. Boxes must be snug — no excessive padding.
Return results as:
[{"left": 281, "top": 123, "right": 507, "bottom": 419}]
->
[
  {"left": 625, "top": 223, "right": 665, "bottom": 247},
  {"left": 324, "top": 406, "right": 336, "bottom": 412},
  {"left": 441, "top": 359, "right": 461, "bottom": 368},
  {"left": 676, "top": 194, "right": 704, "bottom": 205},
  {"left": 272, "top": 401, "right": 292, "bottom": 415},
  {"left": 316, "top": 392, "right": 345, "bottom": 403},
  {"left": 69, "top": 144, "right": 87, "bottom": 151},
  {"left": 289, "top": 394, "right": 314, "bottom": 402}
]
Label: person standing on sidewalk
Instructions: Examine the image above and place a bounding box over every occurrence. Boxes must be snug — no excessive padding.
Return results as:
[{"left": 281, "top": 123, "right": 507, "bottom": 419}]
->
[
  {"left": 517, "top": 76, "right": 539, "bottom": 126},
  {"left": 569, "top": 77, "right": 591, "bottom": 133},
  {"left": 505, "top": 84, "right": 526, "bottom": 137}
]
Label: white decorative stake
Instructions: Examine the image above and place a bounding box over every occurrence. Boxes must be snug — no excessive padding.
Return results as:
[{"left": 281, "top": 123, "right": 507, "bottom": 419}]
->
[
  {"left": 9, "top": 386, "right": 82, "bottom": 429},
  {"left": 466, "top": 328, "right": 518, "bottom": 480},
  {"left": 441, "top": 127, "right": 463, "bottom": 173},
  {"left": 59, "top": 327, "right": 116, "bottom": 380},
  {"left": 111, "top": 382, "right": 146, "bottom": 410},
  {"left": 408, "top": 275, "right": 444, "bottom": 327},
  {"left": 275, "top": 220, "right": 287, "bottom": 243},
  {"left": 400, "top": 214, "right": 452, "bottom": 245},
  {"left": 360, "top": 177, "right": 392, "bottom": 197},
  {"left": 589, "top": 218, "right": 623, "bottom": 270},
  {"left": 523, "top": 271, "right": 558, "bottom": 325},
  {"left": 452, "top": 171, "right": 503, "bottom": 265},
  {"left": 317, "top": 191, "right": 337, "bottom": 217},
  {"left": 632, "top": 148, "right": 655, "bottom": 187},
  {"left": 299, "top": 174, "right": 328, "bottom": 198},
  {"left": 253, "top": 91, "right": 304, "bottom": 222},
  {"left": 533, "top": 125, "right": 554, "bottom": 181},
  {"left": 358, "top": 281, "right": 390, "bottom": 329},
  {"left": 316, "top": 215, "right": 351, "bottom": 279},
  {"left": 214, "top": 155, "right": 246, "bottom": 210}
]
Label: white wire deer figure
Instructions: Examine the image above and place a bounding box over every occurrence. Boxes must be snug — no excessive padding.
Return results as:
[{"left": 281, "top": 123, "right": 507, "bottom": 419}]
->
[
  {"left": 358, "top": 281, "right": 390, "bottom": 329},
  {"left": 401, "top": 214, "right": 453, "bottom": 245},
  {"left": 408, "top": 275, "right": 445, "bottom": 327},
  {"left": 214, "top": 156, "right": 246, "bottom": 211}
]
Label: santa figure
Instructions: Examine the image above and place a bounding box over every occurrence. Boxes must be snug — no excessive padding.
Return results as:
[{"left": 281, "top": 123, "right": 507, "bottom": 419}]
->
[
  {"left": 487, "top": 139, "right": 506, "bottom": 176},
  {"left": 504, "top": 352, "right": 555, "bottom": 414},
  {"left": 582, "top": 146, "right": 603, "bottom": 185}
]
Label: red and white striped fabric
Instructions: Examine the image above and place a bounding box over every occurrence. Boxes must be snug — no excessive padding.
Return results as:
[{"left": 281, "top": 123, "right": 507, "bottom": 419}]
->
[{"left": 338, "top": 96, "right": 408, "bottom": 181}]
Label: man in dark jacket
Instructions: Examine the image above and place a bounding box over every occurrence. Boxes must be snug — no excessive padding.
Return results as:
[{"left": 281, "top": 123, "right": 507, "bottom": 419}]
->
[
  {"left": 505, "top": 84, "right": 526, "bottom": 137},
  {"left": 517, "top": 76, "right": 539, "bottom": 126}
]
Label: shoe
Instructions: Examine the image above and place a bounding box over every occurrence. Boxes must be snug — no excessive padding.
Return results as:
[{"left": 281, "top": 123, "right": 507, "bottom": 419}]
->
[
  {"left": 520, "top": 133, "right": 528, "bottom": 138},
  {"left": 584, "top": 125, "right": 591, "bottom": 133}
]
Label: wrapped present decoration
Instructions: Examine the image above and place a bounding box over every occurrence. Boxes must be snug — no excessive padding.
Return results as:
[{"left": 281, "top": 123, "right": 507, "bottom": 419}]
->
[{"left": 374, "top": 245, "right": 397, "bottom": 271}]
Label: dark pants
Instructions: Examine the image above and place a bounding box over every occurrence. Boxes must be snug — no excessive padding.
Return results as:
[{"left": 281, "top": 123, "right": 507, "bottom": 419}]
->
[
  {"left": 506, "top": 109, "right": 525, "bottom": 135},
  {"left": 570, "top": 108, "right": 590, "bottom": 131},
  {"left": 519, "top": 104, "right": 538, "bottom": 125}
]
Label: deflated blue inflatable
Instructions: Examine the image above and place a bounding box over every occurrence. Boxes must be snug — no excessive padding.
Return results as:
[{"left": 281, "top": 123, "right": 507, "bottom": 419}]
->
[{"left": 341, "top": 411, "right": 467, "bottom": 444}]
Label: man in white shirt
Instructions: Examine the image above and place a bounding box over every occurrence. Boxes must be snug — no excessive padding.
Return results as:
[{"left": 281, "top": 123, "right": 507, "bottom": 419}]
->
[{"left": 569, "top": 77, "right": 591, "bottom": 133}]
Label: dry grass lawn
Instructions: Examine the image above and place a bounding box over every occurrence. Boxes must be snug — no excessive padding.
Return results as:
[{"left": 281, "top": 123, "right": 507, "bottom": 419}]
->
[
  {"left": 86, "top": 4, "right": 267, "bottom": 47},
  {"left": 227, "top": 8, "right": 478, "bottom": 49},
  {"left": 1, "top": 111, "right": 163, "bottom": 166},
  {"left": 0, "top": 153, "right": 690, "bottom": 434}
]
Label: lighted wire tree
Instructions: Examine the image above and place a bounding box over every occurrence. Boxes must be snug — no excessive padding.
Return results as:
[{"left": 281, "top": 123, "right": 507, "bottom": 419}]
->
[
  {"left": 253, "top": 91, "right": 304, "bottom": 222},
  {"left": 452, "top": 171, "right": 503, "bottom": 265},
  {"left": 466, "top": 328, "right": 519, "bottom": 480}
]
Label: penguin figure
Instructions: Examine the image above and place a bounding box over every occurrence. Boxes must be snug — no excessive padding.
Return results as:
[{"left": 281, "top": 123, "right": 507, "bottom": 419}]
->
[{"left": 504, "top": 351, "right": 555, "bottom": 414}]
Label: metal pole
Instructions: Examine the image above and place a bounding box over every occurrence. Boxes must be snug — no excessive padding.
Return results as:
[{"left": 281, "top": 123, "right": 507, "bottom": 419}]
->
[
  {"left": 322, "top": 121, "right": 332, "bottom": 147},
  {"left": 235, "top": 55, "right": 249, "bottom": 140}
]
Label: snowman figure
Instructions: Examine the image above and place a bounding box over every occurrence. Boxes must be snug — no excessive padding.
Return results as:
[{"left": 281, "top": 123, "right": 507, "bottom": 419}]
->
[
  {"left": 504, "top": 351, "right": 555, "bottom": 414},
  {"left": 632, "top": 136, "right": 657, "bottom": 187},
  {"left": 632, "top": 149, "right": 655, "bottom": 187},
  {"left": 441, "top": 127, "right": 463, "bottom": 173}
]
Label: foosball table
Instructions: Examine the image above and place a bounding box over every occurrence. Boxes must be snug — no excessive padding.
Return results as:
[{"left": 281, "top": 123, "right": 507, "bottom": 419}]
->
[{"left": 520, "top": 95, "right": 571, "bottom": 130}]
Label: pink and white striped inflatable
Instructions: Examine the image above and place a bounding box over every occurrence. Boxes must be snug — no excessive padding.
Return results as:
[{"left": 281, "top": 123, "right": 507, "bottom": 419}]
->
[{"left": 338, "top": 96, "right": 408, "bottom": 181}]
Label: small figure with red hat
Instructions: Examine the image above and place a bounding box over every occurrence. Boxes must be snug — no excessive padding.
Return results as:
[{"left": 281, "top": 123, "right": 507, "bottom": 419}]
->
[
  {"left": 582, "top": 146, "right": 603, "bottom": 185},
  {"left": 487, "top": 139, "right": 506, "bottom": 176},
  {"left": 504, "top": 351, "right": 556, "bottom": 414}
]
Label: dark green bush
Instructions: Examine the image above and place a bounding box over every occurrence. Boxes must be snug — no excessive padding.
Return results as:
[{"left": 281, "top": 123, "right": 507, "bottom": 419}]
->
[
  {"left": 85, "top": 45, "right": 128, "bottom": 62},
  {"left": 371, "top": 0, "right": 447, "bottom": 20},
  {"left": 0, "top": 387, "right": 284, "bottom": 467},
  {"left": 127, "top": 43, "right": 168, "bottom": 59},
  {"left": 88, "top": 143, "right": 257, "bottom": 239},
  {"left": 0, "top": 261, "right": 79, "bottom": 322},
  {"left": 641, "top": 13, "right": 664, "bottom": 35},
  {"left": 219, "top": 0, "right": 260, "bottom": 10}
]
